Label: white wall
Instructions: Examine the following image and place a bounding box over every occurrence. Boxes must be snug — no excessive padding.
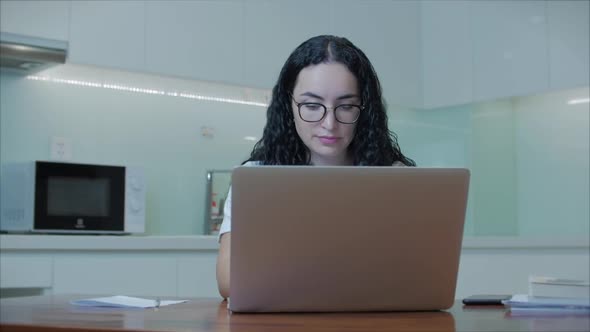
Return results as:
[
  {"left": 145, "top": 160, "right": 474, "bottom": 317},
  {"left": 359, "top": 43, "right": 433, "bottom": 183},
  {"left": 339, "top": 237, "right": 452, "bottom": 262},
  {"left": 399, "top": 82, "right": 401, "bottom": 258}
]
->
[
  {"left": 469, "top": 100, "right": 518, "bottom": 236},
  {"left": 393, "top": 87, "right": 589, "bottom": 238},
  {"left": 515, "top": 87, "right": 590, "bottom": 236},
  {"left": 0, "top": 65, "right": 268, "bottom": 235}
]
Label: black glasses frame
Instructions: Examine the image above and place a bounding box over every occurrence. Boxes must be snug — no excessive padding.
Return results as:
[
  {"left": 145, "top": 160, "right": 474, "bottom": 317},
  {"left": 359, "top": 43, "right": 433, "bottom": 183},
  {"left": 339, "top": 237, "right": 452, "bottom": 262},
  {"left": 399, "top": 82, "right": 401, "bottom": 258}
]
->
[{"left": 291, "top": 97, "right": 364, "bottom": 124}]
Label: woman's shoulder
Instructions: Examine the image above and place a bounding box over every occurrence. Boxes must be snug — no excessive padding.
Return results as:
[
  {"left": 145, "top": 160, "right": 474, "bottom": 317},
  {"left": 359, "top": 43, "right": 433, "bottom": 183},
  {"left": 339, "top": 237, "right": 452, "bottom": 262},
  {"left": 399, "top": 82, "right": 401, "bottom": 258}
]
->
[
  {"left": 243, "top": 161, "right": 262, "bottom": 166},
  {"left": 392, "top": 161, "right": 407, "bottom": 166}
]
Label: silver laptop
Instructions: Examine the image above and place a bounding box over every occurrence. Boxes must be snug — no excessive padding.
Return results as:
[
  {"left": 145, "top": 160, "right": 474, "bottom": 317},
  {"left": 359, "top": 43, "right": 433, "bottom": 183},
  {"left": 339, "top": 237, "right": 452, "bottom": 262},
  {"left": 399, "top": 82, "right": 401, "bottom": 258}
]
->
[{"left": 229, "top": 166, "right": 470, "bottom": 313}]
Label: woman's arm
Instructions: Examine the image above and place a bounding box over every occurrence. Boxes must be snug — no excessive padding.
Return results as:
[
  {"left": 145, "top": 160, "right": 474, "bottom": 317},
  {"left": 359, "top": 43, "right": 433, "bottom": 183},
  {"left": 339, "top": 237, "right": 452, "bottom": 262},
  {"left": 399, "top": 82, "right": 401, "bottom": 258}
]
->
[{"left": 216, "top": 232, "right": 231, "bottom": 299}]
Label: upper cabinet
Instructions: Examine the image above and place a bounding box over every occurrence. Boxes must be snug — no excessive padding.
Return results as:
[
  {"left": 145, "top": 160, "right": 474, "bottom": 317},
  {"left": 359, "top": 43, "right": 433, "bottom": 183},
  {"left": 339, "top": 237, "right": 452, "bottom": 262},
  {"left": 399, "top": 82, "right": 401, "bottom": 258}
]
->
[
  {"left": 470, "top": 1, "right": 549, "bottom": 103},
  {"left": 0, "top": 0, "right": 70, "bottom": 41},
  {"left": 242, "top": 0, "right": 331, "bottom": 89},
  {"left": 68, "top": 1, "right": 145, "bottom": 72},
  {"left": 1, "top": 1, "right": 587, "bottom": 108},
  {"left": 421, "top": 0, "right": 589, "bottom": 109},
  {"left": 547, "top": 0, "right": 590, "bottom": 90},
  {"left": 145, "top": 1, "right": 244, "bottom": 84},
  {"left": 421, "top": 0, "right": 472, "bottom": 109},
  {"left": 333, "top": 0, "right": 422, "bottom": 109}
]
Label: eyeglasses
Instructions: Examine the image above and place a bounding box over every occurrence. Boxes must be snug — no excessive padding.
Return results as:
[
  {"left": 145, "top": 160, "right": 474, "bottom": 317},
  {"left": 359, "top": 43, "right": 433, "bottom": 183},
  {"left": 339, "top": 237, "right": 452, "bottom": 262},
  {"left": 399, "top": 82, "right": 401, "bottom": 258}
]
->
[{"left": 292, "top": 98, "right": 363, "bottom": 124}]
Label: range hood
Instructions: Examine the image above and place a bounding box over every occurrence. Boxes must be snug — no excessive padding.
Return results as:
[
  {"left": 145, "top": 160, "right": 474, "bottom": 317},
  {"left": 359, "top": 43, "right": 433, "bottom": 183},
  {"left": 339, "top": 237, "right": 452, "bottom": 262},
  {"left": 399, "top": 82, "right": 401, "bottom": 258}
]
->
[{"left": 0, "top": 32, "right": 67, "bottom": 74}]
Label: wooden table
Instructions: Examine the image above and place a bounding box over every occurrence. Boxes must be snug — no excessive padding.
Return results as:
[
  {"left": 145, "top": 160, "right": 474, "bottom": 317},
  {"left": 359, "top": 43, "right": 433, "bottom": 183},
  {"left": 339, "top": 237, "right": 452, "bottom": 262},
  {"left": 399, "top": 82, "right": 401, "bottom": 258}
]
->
[{"left": 1, "top": 295, "right": 588, "bottom": 332}]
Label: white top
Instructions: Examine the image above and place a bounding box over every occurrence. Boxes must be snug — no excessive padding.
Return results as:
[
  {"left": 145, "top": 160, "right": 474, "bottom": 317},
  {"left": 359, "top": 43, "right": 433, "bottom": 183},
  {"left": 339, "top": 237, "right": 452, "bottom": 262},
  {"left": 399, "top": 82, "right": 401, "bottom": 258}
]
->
[
  {"left": 218, "top": 187, "right": 233, "bottom": 237},
  {"left": 217, "top": 161, "right": 406, "bottom": 240}
]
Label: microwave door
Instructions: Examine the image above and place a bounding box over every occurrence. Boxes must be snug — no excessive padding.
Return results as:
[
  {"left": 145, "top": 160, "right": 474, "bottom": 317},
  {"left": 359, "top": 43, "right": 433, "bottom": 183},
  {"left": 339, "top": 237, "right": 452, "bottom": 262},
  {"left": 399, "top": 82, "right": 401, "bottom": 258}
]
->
[{"left": 34, "top": 162, "right": 125, "bottom": 233}]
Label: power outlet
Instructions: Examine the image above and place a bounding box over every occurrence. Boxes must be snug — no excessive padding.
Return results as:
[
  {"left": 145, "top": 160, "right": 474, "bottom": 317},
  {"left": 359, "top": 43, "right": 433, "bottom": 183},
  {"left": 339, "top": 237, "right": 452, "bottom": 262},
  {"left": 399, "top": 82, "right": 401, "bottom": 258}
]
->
[{"left": 50, "top": 136, "right": 72, "bottom": 161}]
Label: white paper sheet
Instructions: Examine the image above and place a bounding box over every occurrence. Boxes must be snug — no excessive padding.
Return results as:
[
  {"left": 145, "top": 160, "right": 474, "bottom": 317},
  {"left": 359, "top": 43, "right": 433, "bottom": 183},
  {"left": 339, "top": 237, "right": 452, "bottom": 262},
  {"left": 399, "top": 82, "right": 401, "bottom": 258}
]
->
[{"left": 71, "top": 295, "right": 188, "bottom": 308}]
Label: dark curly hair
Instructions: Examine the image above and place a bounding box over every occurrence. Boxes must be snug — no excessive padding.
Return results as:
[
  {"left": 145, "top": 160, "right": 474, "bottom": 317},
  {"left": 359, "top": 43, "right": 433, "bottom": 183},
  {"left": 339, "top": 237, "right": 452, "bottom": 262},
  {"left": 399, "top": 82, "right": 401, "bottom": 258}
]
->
[{"left": 245, "top": 35, "right": 415, "bottom": 166}]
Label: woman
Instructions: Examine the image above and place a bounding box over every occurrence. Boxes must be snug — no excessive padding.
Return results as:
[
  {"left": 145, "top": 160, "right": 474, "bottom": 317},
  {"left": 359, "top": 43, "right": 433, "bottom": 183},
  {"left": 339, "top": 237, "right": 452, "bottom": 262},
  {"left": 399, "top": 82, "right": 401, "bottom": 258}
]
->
[{"left": 216, "top": 35, "right": 415, "bottom": 299}]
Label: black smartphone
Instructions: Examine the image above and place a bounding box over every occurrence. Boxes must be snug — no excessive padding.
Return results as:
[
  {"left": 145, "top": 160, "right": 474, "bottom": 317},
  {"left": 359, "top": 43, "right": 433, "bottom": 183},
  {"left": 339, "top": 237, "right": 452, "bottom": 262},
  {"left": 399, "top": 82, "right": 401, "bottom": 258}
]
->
[{"left": 462, "top": 294, "right": 512, "bottom": 305}]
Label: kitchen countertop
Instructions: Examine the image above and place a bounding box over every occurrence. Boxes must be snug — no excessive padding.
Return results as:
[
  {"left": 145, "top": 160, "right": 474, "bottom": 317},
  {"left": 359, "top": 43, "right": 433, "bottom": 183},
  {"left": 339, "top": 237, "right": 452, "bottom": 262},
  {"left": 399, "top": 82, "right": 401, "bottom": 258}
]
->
[
  {"left": 0, "top": 234, "right": 219, "bottom": 251},
  {"left": 0, "top": 234, "right": 587, "bottom": 251}
]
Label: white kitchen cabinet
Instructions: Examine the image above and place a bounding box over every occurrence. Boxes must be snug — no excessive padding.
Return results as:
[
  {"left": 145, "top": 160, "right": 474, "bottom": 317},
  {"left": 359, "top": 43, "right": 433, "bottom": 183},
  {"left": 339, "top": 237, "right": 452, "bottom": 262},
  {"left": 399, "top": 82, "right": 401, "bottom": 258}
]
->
[
  {"left": 241, "top": 0, "right": 331, "bottom": 89},
  {"left": 1, "top": 1, "right": 587, "bottom": 108},
  {"left": 177, "top": 256, "right": 219, "bottom": 297},
  {"left": 0, "top": 255, "right": 52, "bottom": 289},
  {"left": 470, "top": 1, "right": 549, "bottom": 103},
  {"left": 0, "top": 0, "right": 70, "bottom": 41},
  {"left": 145, "top": 1, "right": 244, "bottom": 84},
  {"left": 421, "top": 1, "right": 472, "bottom": 109},
  {"left": 68, "top": 1, "right": 145, "bottom": 72},
  {"left": 0, "top": 235, "right": 220, "bottom": 298},
  {"left": 1, "top": 235, "right": 588, "bottom": 301},
  {"left": 333, "top": 0, "right": 422, "bottom": 109},
  {"left": 52, "top": 256, "right": 178, "bottom": 297},
  {"left": 547, "top": 0, "right": 590, "bottom": 90}
]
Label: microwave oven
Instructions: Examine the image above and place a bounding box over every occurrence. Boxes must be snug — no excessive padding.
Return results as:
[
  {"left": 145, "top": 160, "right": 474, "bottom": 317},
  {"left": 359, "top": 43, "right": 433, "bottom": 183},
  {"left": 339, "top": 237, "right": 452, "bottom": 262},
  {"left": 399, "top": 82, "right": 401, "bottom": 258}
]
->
[{"left": 0, "top": 161, "right": 146, "bottom": 234}]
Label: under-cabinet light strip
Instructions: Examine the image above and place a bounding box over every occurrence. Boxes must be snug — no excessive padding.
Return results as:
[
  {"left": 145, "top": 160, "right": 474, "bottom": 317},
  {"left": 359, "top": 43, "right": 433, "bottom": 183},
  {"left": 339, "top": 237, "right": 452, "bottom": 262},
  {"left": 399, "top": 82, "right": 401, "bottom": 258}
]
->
[{"left": 26, "top": 75, "right": 269, "bottom": 107}]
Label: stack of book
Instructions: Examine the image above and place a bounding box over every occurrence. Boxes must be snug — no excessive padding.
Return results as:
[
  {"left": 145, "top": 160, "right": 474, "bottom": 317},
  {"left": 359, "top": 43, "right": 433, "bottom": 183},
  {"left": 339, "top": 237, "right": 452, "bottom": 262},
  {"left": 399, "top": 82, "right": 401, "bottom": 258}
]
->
[{"left": 503, "top": 275, "right": 590, "bottom": 316}]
